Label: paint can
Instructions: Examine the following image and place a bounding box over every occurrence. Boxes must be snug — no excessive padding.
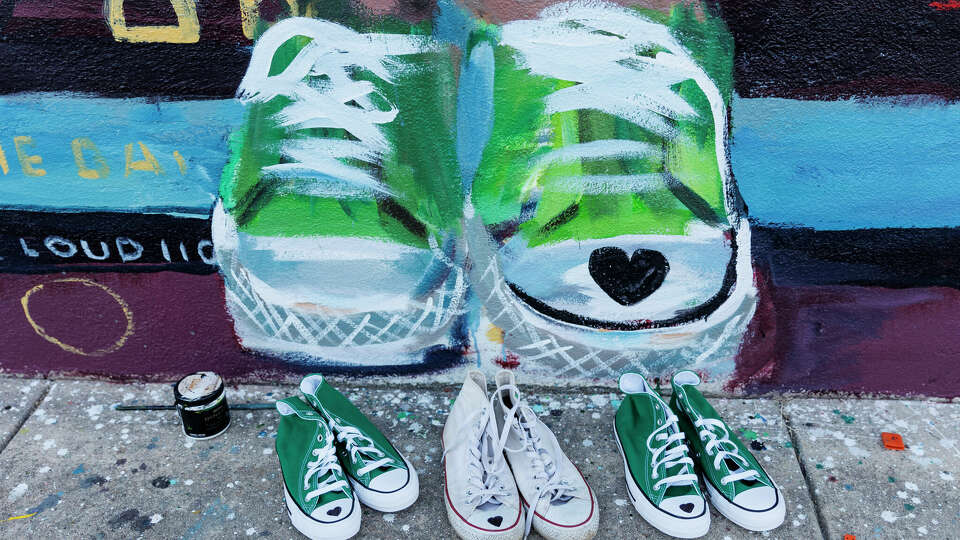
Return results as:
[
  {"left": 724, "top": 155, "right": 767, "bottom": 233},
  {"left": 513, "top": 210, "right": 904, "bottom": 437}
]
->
[{"left": 174, "top": 371, "right": 230, "bottom": 439}]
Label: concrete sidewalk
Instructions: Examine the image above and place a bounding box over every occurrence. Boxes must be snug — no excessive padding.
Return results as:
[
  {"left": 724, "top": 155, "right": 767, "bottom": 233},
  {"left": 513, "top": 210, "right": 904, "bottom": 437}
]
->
[{"left": 0, "top": 377, "right": 957, "bottom": 539}]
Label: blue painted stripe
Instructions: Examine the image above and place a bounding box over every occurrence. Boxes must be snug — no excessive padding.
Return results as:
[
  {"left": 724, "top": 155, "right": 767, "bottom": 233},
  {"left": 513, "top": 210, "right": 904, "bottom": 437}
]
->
[
  {"left": 731, "top": 96, "right": 960, "bottom": 230},
  {"left": 0, "top": 94, "right": 243, "bottom": 214},
  {"left": 3, "top": 93, "right": 958, "bottom": 230}
]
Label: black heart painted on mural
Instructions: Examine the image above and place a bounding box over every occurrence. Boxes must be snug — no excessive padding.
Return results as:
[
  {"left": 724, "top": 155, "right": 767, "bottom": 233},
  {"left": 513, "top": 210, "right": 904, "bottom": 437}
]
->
[
  {"left": 487, "top": 516, "right": 503, "bottom": 527},
  {"left": 327, "top": 506, "right": 342, "bottom": 516},
  {"left": 679, "top": 503, "right": 695, "bottom": 513},
  {"left": 588, "top": 247, "right": 669, "bottom": 306}
]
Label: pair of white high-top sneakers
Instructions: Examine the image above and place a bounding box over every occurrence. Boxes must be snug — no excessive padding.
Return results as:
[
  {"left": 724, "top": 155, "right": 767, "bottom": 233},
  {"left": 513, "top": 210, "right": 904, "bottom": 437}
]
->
[{"left": 442, "top": 369, "right": 599, "bottom": 540}]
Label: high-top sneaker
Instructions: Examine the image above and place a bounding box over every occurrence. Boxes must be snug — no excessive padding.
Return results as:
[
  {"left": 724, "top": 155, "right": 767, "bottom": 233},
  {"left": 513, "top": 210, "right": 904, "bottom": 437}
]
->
[
  {"left": 300, "top": 374, "right": 419, "bottom": 512},
  {"left": 614, "top": 373, "right": 709, "bottom": 538},
  {"left": 276, "top": 397, "right": 360, "bottom": 540},
  {"left": 670, "top": 370, "right": 785, "bottom": 532},
  {"left": 492, "top": 370, "right": 599, "bottom": 540},
  {"left": 442, "top": 370, "right": 524, "bottom": 540}
]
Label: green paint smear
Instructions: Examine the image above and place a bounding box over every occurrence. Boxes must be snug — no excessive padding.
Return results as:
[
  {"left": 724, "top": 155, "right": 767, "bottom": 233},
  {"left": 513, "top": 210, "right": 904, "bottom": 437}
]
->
[
  {"left": 832, "top": 409, "right": 856, "bottom": 424},
  {"left": 784, "top": 441, "right": 793, "bottom": 448},
  {"left": 904, "top": 504, "right": 915, "bottom": 511},
  {"left": 740, "top": 429, "right": 758, "bottom": 441},
  {"left": 471, "top": 3, "right": 735, "bottom": 246},
  {"left": 888, "top": 476, "right": 897, "bottom": 483},
  {"left": 815, "top": 464, "right": 824, "bottom": 470}
]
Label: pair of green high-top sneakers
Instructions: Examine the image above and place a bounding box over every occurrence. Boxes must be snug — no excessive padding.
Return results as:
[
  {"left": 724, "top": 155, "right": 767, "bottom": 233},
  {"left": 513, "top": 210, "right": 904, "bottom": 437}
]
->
[
  {"left": 614, "top": 371, "right": 785, "bottom": 538},
  {"left": 275, "top": 375, "right": 419, "bottom": 539}
]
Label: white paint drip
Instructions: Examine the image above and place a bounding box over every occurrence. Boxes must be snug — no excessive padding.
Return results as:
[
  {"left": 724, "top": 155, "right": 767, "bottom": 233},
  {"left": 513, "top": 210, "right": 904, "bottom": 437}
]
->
[
  {"left": 149, "top": 514, "right": 163, "bottom": 524},
  {"left": 881, "top": 511, "right": 898, "bottom": 523},
  {"left": 905, "top": 481, "right": 919, "bottom": 491},
  {"left": 7, "top": 483, "right": 27, "bottom": 502}
]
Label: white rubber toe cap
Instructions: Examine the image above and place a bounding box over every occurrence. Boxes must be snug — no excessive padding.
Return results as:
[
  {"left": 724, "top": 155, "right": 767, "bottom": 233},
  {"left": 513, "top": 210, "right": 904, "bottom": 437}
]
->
[
  {"left": 368, "top": 467, "right": 409, "bottom": 492},
  {"left": 733, "top": 486, "right": 778, "bottom": 511}
]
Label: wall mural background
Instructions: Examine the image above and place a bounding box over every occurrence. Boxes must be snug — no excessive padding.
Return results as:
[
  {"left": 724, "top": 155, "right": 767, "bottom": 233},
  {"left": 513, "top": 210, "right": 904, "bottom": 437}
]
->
[{"left": 1, "top": 0, "right": 958, "bottom": 397}]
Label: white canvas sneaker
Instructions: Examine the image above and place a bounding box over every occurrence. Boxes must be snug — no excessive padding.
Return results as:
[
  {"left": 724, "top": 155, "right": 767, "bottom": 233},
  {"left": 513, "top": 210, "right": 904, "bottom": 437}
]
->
[
  {"left": 442, "top": 370, "right": 524, "bottom": 540},
  {"left": 492, "top": 370, "right": 599, "bottom": 540}
]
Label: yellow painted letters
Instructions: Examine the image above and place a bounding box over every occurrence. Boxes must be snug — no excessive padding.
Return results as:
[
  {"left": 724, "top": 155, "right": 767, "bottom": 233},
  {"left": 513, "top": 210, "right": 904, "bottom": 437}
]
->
[
  {"left": 13, "top": 136, "right": 46, "bottom": 177},
  {"left": 72, "top": 137, "right": 111, "bottom": 180},
  {"left": 125, "top": 142, "right": 164, "bottom": 177},
  {"left": 0, "top": 143, "right": 8, "bottom": 175}
]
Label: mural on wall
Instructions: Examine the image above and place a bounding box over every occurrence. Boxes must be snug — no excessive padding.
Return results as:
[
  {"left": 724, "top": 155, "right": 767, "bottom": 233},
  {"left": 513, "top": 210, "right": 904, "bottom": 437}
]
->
[
  {"left": 214, "top": 1, "right": 755, "bottom": 378},
  {"left": 1, "top": 0, "right": 959, "bottom": 396}
]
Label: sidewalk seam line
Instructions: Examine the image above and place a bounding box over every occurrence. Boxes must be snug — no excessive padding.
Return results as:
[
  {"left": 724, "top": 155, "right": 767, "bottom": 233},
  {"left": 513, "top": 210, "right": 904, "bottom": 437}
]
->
[
  {"left": 0, "top": 382, "right": 52, "bottom": 454},
  {"left": 781, "top": 398, "right": 831, "bottom": 540}
]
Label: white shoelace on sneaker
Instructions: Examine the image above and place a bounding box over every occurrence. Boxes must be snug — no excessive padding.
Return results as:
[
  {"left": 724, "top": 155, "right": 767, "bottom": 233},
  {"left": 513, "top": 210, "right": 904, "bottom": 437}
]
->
[
  {"left": 304, "top": 430, "right": 350, "bottom": 503},
  {"left": 498, "top": 385, "right": 578, "bottom": 538},
  {"left": 647, "top": 414, "right": 698, "bottom": 491},
  {"left": 442, "top": 397, "right": 515, "bottom": 510},
  {"left": 330, "top": 422, "right": 395, "bottom": 476},
  {"left": 694, "top": 417, "right": 760, "bottom": 485}
]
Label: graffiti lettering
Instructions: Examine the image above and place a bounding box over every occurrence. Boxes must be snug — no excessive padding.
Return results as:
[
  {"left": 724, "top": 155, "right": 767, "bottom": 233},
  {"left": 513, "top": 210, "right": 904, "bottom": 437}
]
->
[
  {"left": 16, "top": 237, "right": 213, "bottom": 266},
  {"left": 0, "top": 138, "right": 187, "bottom": 179}
]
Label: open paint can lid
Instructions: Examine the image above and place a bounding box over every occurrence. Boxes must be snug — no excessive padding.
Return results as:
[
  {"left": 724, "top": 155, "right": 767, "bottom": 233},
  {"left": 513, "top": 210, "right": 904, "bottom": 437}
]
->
[{"left": 174, "top": 371, "right": 224, "bottom": 407}]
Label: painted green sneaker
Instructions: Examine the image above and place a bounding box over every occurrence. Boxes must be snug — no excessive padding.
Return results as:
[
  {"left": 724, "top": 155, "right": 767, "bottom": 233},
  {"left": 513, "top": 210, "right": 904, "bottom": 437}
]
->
[
  {"left": 465, "top": 1, "right": 755, "bottom": 378},
  {"left": 614, "top": 373, "right": 709, "bottom": 538},
  {"left": 214, "top": 11, "right": 466, "bottom": 363},
  {"left": 276, "top": 397, "right": 360, "bottom": 540},
  {"left": 670, "top": 371, "right": 785, "bottom": 531},
  {"left": 300, "top": 374, "right": 420, "bottom": 512}
]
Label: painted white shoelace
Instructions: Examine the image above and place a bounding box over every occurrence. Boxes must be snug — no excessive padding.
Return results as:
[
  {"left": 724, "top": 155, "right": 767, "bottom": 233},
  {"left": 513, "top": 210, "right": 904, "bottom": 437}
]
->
[
  {"left": 237, "top": 18, "right": 437, "bottom": 199},
  {"left": 694, "top": 417, "right": 760, "bottom": 485},
  {"left": 331, "top": 422, "right": 395, "bottom": 476},
  {"left": 442, "top": 398, "right": 514, "bottom": 510},
  {"left": 304, "top": 430, "right": 350, "bottom": 502},
  {"left": 647, "top": 414, "right": 698, "bottom": 491},
  {"left": 498, "top": 385, "right": 578, "bottom": 538}
]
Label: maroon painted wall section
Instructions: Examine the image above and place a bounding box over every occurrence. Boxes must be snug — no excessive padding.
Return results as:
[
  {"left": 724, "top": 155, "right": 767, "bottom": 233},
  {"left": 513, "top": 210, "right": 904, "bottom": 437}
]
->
[
  {"left": 2, "top": 269, "right": 957, "bottom": 397},
  {"left": 731, "top": 273, "right": 960, "bottom": 397}
]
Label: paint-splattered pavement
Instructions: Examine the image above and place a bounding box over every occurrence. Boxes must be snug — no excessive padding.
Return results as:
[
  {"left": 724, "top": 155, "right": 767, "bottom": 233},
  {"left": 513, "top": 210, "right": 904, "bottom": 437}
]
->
[{"left": 0, "top": 376, "right": 956, "bottom": 539}]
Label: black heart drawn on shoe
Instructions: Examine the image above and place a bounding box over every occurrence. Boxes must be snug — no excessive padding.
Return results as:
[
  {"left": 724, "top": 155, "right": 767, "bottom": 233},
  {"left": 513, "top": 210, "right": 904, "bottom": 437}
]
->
[
  {"left": 679, "top": 503, "right": 695, "bottom": 513},
  {"left": 487, "top": 516, "right": 503, "bottom": 527},
  {"left": 327, "top": 506, "right": 342, "bottom": 516},
  {"left": 588, "top": 247, "right": 669, "bottom": 306}
]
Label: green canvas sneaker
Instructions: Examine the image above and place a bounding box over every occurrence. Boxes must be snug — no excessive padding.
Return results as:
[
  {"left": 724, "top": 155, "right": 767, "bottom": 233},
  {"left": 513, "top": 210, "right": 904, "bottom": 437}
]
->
[
  {"left": 276, "top": 397, "right": 360, "bottom": 540},
  {"left": 670, "top": 370, "right": 785, "bottom": 532},
  {"left": 614, "top": 373, "right": 709, "bottom": 538},
  {"left": 300, "top": 374, "right": 420, "bottom": 512}
]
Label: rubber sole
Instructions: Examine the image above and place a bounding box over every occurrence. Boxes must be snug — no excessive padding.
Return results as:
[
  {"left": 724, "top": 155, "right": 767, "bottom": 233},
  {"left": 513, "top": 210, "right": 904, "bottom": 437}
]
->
[{"left": 704, "top": 479, "right": 786, "bottom": 532}]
